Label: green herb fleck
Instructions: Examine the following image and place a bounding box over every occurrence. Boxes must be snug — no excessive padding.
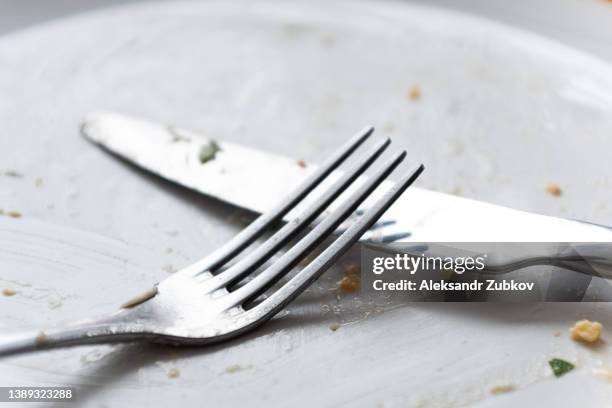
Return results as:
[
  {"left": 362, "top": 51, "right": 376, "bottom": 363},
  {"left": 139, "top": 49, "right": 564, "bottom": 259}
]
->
[
  {"left": 549, "top": 358, "right": 575, "bottom": 377},
  {"left": 199, "top": 141, "right": 221, "bottom": 164}
]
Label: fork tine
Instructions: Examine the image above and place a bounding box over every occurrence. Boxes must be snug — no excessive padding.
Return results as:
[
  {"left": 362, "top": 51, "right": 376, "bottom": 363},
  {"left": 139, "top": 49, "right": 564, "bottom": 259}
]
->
[
  {"left": 202, "top": 138, "right": 391, "bottom": 291},
  {"left": 248, "top": 164, "right": 424, "bottom": 317},
  {"left": 181, "top": 126, "right": 374, "bottom": 275},
  {"left": 225, "top": 152, "right": 421, "bottom": 307}
]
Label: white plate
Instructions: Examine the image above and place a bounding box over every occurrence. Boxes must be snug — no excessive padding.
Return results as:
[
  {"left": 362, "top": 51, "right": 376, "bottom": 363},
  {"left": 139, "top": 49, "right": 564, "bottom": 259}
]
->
[{"left": 1, "top": 1, "right": 612, "bottom": 406}]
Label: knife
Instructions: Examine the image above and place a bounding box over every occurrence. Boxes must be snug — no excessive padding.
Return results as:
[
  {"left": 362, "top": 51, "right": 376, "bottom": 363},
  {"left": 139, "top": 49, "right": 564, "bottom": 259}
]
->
[{"left": 81, "top": 112, "right": 612, "bottom": 242}]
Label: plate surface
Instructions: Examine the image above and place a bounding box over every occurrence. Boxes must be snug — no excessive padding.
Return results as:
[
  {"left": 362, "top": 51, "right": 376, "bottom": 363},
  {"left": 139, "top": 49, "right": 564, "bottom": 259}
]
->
[{"left": 1, "top": 1, "right": 612, "bottom": 406}]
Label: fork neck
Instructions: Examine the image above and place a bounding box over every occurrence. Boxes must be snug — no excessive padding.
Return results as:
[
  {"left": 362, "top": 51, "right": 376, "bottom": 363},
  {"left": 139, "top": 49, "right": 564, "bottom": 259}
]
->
[{"left": 0, "top": 308, "right": 149, "bottom": 358}]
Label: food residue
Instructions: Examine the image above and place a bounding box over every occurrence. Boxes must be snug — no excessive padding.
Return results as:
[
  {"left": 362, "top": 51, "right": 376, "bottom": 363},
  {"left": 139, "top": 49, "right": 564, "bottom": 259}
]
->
[
  {"left": 35, "top": 331, "right": 49, "bottom": 346},
  {"left": 329, "top": 322, "right": 341, "bottom": 332},
  {"left": 549, "top": 358, "right": 575, "bottom": 377},
  {"left": 2, "top": 288, "right": 16, "bottom": 296},
  {"left": 1, "top": 170, "right": 23, "bottom": 178},
  {"left": 407, "top": 85, "right": 421, "bottom": 100},
  {"left": 121, "top": 287, "right": 158, "bottom": 309},
  {"left": 297, "top": 159, "right": 307, "bottom": 168},
  {"left": 34, "top": 177, "right": 43, "bottom": 187},
  {"left": 594, "top": 367, "right": 612, "bottom": 382},
  {"left": 336, "top": 264, "right": 360, "bottom": 293},
  {"left": 167, "top": 368, "right": 180, "bottom": 379},
  {"left": 545, "top": 183, "right": 562, "bottom": 197},
  {"left": 199, "top": 141, "right": 221, "bottom": 164},
  {"left": 570, "top": 319, "right": 602, "bottom": 343},
  {"left": 225, "top": 364, "right": 245, "bottom": 374},
  {"left": 0, "top": 210, "right": 21, "bottom": 218},
  {"left": 489, "top": 383, "right": 514, "bottom": 395}
]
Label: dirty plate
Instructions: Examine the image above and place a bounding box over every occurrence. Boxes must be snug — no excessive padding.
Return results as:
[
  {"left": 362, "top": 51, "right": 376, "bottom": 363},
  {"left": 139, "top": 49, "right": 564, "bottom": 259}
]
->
[{"left": 1, "top": 1, "right": 612, "bottom": 407}]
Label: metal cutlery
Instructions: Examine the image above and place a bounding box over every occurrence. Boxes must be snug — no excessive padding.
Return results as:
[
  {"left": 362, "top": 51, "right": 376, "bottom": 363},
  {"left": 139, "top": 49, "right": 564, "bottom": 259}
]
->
[
  {"left": 81, "top": 112, "right": 612, "bottom": 242},
  {"left": 0, "top": 129, "right": 423, "bottom": 356}
]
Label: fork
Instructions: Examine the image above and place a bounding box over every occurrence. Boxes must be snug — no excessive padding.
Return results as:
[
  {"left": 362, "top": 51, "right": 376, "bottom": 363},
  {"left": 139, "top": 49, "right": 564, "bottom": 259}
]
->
[{"left": 0, "top": 128, "right": 423, "bottom": 356}]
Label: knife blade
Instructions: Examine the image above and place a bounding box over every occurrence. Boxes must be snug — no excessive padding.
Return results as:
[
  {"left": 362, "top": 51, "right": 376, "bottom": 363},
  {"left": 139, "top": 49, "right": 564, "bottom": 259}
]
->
[{"left": 81, "top": 112, "right": 612, "bottom": 242}]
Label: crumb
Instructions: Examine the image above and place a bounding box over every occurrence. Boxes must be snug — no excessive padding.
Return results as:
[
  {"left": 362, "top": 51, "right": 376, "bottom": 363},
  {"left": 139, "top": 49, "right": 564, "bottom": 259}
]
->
[
  {"left": 2, "top": 170, "right": 23, "bottom": 178},
  {"left": 2, "top": 288, "right": 16, "bottom": 296},
  {"left": 545, "top": 184, "right": 562, "bottom": 197},
  {"left": 490, "top": 383, "right": 514, "bottom": 395},
  {"left": 7, "top": 211, "right": 21, "bottom": 218},
  {"left": 570, "top": 319, "right": 602, "bottom": 343},
  {"left": 167, "top": 368, "right": 180, "bottom": 379},
  {"left": 225, "top": 364, "right": 244, "bottom": 374},
  {"left": 594, "top": 367, "right": 612, "bottom": 382},
  {"left": 336, "top": 264, "right": 360, "bottom": 293},
  {"left": 121, "top": 287, "right": 158, "bottom": 309},
  {"left": 407, "top": 85, "right": 421, "bottom": 100},
  {"left": 329, "top": 322, "right": 340, "bottom": 332},
  {"left": 553, "top": 331, "right": 561, "bottom": 337},
  {"left": 297, "top": 159, "right": 307, "bottom": 168},
  {"left": 34, "top": 177, "right": 43, "bottom": 187},
  {"left": 35, "top": 332, "right": 48, "bottom": 346}
]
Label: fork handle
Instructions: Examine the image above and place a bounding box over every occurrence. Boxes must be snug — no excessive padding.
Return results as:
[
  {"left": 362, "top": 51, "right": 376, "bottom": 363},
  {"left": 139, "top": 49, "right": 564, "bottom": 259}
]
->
[{"left": 0, "top": 311, "right": 145, "bottom": 357}]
